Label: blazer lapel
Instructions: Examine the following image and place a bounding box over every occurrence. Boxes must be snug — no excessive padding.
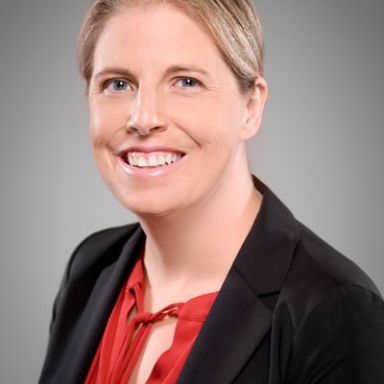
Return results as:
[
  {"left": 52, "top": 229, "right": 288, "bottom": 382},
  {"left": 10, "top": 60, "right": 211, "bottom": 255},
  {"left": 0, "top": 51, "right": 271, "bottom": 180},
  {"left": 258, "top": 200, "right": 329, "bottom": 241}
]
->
[
  {"left": 73, "top": 226, "right": 146, "bottom": 382},
  {"left": 178, "top": 176, "right": 298, "bottom": 384},
  {"left": 177, "top": 267, "right": 272, "bottom": 384},
  {"left": 47, "top": 224, "right": 146, "bottom": 384}
]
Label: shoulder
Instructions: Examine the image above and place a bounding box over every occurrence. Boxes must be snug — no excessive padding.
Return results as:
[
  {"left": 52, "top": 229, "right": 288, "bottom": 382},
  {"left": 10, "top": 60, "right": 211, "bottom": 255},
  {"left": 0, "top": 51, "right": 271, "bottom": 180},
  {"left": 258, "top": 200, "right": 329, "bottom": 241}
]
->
[
  {"left": 48, "top": 223, "right": 141, "bottom": 330},
  {"left": 274, "top": 222, "right": 384, "bottom": 382},
  {"left": 298, "top": 222, "right": 379, "bottom": 293},
  {"left": 280, "top": 220, "right": 382, "bottom": 324},
  {"left": 73, "top": 222, "right": 141, "bottom": 252},
  {"left": 59, "top": 222, "right": 141, "bottom": 289},
  {"left": 277, "top": 220, "right": 384, "bottom": 357}
]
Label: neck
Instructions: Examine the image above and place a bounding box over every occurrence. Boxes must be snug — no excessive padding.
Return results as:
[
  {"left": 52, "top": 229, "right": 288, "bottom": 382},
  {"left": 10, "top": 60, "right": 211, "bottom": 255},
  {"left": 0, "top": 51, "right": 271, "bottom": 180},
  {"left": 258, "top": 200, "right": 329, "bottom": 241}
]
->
[{"left": 138, "top": 169, "right": 262, "bottom": 293}]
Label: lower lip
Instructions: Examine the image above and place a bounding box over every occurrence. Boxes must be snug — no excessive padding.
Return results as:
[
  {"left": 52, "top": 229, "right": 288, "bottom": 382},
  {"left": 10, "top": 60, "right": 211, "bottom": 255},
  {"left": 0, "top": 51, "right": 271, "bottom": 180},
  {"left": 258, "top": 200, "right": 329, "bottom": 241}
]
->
[{"left": 117, "top": 156, "right": 185, "bottom": 179}]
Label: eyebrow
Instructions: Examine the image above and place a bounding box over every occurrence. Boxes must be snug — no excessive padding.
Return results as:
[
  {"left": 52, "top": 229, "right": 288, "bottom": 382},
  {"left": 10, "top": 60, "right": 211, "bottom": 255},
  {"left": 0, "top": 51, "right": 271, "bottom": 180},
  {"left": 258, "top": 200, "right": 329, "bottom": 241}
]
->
[
  {"left": 163, "top": 65, "right": 211, "bottom": 78},
  {"left": 94, "top": 67, "right": 134, "bottom": 81},
  {"left": 93, "top": 65, "right": 212, "bottom": 81}
]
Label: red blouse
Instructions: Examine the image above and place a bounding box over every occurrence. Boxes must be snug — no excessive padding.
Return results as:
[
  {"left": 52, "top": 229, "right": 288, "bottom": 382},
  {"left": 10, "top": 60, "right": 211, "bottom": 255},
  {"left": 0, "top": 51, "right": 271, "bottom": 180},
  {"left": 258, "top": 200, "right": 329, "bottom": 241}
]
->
[{"left": 85, "top": 255, "right": 218, "bottom": 384}]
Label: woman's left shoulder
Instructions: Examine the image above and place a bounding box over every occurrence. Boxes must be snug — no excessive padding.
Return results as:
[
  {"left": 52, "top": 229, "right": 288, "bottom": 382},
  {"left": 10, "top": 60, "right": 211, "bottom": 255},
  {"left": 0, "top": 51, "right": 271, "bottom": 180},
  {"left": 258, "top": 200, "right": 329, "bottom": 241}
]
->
[
  {"left": 278, "top": 220, "right": 384, "bottom": 328},
  {"left": 273, "top": 222, "right": 384, "bottom": 382}
]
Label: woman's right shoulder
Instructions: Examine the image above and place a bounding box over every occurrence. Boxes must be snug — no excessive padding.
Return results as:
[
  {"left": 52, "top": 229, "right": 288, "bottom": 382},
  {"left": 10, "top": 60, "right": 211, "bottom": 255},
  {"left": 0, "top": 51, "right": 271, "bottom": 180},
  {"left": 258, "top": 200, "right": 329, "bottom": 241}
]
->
[
  {"left": 65, "top": 222, "right": 141, "bottom": 280},
  {"left": 74, "top": 223, "right": 141, "bottom": 253}
]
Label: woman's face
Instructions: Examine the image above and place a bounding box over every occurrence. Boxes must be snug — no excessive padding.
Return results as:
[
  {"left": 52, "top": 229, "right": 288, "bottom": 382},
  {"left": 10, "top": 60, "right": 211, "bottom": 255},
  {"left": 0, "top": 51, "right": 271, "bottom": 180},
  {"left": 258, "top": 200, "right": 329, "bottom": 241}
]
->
[{"left": 88, "top": 4, "right": 266, "bottom": 217}]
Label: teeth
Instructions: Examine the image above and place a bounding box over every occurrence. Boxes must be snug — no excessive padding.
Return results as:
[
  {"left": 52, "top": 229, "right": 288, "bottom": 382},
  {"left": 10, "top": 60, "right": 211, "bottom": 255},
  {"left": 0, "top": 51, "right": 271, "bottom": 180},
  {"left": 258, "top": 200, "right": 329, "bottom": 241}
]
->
[
  {"left": 127, "top": 152, "right": 182, "bottom": 168},
  {"left": 158, "top": 155, "right": 166, "bottom": 165},
  {"left": 138, "top": 157, "right": 147, "bottom": 167},
  {"left": 148, "top": 155, "right": 157, "bottom": 167}
]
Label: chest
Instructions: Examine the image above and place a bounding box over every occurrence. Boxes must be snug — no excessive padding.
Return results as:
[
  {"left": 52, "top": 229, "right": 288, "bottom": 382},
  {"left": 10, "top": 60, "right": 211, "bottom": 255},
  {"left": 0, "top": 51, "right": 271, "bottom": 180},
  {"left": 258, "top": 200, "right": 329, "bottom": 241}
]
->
[{"left": 127, "top": 309, "right": 178, "bottom": 384}]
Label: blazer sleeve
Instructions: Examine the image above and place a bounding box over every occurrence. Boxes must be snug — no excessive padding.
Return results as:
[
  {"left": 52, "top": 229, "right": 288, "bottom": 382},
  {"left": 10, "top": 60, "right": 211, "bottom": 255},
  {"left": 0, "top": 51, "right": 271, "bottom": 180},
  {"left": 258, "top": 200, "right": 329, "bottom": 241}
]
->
[{"left": 285, "top": 285, "right": 384, "bottom": 384}]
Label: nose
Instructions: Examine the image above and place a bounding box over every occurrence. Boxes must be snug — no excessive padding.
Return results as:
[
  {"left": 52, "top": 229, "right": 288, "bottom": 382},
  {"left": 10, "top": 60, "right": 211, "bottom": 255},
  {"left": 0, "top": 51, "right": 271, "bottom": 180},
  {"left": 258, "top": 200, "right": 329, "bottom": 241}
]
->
[{"left": 126, "top": 88, "right": 166, "bottom": 136}]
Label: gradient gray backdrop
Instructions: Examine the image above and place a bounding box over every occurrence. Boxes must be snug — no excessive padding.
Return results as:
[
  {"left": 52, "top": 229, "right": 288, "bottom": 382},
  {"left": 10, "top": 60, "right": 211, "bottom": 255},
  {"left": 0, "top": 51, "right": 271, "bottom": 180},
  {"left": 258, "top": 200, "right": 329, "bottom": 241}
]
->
[{"left": 1, "top": 0, "right": 383, "bottom": 382}]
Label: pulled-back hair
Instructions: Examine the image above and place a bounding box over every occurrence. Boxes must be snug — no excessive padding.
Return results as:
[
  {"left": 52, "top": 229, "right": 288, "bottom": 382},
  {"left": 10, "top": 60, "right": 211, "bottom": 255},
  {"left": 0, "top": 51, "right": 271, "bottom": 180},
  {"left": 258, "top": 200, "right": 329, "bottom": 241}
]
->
[{"left": 77, "top": 0, "right": 264, "bottom": 93}]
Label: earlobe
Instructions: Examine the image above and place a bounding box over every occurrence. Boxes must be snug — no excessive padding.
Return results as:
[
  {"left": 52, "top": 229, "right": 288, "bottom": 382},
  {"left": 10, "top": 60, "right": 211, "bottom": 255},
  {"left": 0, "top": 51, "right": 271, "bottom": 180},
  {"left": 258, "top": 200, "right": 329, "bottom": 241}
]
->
[{"left": 240, "top": 77, "right": 268, "bottom": 141}]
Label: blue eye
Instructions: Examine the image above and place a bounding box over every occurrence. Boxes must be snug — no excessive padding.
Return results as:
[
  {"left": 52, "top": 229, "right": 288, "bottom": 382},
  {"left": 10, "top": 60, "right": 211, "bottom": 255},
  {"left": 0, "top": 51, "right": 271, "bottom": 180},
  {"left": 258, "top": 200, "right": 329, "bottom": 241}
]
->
[
  {"left": 176, "top": 78, "right": 200, "bottom": 89},
  {"left": 104, "top": 79, "right": 130, "bottom": 93}
]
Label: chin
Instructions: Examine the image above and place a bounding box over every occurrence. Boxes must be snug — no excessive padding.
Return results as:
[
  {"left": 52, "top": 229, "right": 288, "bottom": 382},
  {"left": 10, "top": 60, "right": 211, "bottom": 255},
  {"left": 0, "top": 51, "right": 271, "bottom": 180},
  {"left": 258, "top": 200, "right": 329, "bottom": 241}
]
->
[{"left": 112, "top": 186, "right": 188, "bottom": 219}]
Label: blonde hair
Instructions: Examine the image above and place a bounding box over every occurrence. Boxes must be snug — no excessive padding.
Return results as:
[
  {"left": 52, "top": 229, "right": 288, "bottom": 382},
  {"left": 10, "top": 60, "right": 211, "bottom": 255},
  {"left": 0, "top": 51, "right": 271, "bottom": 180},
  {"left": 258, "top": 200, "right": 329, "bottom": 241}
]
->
[{"left": 77, "top": 0, "right": 264, "bottom": 93}]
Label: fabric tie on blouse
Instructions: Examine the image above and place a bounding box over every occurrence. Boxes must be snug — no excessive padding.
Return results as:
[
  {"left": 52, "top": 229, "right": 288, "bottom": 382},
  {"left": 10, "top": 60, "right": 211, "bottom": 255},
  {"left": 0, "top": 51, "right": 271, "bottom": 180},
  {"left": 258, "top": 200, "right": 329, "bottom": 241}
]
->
[{"left": 85, "top": 256, "right": 218, "bottom": 384}]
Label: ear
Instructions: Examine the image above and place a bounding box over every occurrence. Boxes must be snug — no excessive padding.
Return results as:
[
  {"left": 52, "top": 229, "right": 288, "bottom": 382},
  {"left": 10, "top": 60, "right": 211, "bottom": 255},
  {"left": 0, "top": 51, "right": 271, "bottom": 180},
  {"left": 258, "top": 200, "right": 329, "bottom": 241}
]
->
[{"left": 240, "top": 76, "right": 268, "bottom": 141}]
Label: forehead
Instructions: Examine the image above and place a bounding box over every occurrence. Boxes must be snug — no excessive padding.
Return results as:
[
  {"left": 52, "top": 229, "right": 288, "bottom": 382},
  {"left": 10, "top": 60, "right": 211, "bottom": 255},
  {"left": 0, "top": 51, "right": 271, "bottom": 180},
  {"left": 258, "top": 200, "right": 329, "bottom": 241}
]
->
[{"left": 92, "top": 4, "right": 225, "bottom": 74}]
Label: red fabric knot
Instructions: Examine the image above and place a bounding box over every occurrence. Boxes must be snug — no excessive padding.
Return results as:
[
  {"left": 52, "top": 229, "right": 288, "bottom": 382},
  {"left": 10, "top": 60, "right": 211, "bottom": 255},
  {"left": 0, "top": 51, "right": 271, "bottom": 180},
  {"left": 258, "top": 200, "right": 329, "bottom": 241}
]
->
[{"left": 131, "top": 302, "right": 183, "bottom": 326}]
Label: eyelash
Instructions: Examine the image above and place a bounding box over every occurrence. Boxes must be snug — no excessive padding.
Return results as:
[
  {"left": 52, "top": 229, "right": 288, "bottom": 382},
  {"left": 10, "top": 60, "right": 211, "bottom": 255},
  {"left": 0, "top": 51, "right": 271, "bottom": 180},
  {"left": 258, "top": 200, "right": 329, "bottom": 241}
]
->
[
  {"left": 100, "top": 76, "right": 202, "bottom": 94},
  {"left": 102, "top": 79, "right": 131, "bottom": 93},
  {"left": 174, "top": 77, "right": 202, "bottom": 89}
]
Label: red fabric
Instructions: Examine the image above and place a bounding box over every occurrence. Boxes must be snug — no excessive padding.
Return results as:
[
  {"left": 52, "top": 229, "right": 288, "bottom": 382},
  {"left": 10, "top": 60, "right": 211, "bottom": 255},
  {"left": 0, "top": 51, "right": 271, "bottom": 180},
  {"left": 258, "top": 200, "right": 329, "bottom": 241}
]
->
[{"left": 85, "top": 255, "right": 218, "bottom": 384}]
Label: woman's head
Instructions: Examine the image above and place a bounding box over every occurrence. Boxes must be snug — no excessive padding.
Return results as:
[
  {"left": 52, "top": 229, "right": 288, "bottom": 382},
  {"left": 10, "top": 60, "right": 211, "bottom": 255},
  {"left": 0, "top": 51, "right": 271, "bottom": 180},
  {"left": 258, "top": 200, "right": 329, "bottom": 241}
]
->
[
  {"left": 83, "top": 1, "right": 268, "bottom": 217},
  {"left": 78, "top": 0, "right": 264, "bottom": 94}
]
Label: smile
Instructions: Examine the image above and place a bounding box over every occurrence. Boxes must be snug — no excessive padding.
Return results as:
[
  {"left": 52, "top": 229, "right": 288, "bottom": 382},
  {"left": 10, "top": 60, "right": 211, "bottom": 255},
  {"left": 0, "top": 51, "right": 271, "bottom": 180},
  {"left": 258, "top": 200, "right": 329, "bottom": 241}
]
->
[{"left": 125, "top": 151, "right": 184, "bottom": 168}]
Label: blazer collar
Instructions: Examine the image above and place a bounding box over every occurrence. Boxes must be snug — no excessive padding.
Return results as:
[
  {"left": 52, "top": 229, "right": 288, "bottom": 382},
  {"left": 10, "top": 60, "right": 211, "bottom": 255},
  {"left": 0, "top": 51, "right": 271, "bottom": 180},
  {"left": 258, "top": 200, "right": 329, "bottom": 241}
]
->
[
  {"left": 234, "top": 175, "right": 299, "bottom": 296},
  {"left": 177, "top": 175, "right": 299, "bottom": 384}
]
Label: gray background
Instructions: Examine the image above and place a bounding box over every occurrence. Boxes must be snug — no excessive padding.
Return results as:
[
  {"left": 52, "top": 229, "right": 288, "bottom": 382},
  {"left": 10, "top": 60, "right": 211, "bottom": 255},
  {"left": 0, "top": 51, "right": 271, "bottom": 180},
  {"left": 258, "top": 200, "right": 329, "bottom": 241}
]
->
[{"left": 0, "top": 0, "right": 383, "bottom": 382}]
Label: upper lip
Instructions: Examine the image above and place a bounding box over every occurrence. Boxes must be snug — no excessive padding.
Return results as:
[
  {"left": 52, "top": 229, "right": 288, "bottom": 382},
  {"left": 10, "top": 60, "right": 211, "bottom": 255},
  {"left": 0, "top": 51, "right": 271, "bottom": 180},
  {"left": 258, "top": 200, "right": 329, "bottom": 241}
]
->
[{"left": 117, "top": 145, "right": 186, "bottom": 157}]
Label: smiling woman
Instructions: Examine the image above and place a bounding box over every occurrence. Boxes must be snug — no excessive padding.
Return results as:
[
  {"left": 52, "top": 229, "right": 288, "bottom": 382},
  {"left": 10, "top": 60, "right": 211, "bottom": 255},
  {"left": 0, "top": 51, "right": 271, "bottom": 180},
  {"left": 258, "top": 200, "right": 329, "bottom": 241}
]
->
[
  {"left": 38, "top": 1, "right": 384, "bottom": 383},
  {"left": 86, "top": 3, "right": 267, "bottom": 218}
]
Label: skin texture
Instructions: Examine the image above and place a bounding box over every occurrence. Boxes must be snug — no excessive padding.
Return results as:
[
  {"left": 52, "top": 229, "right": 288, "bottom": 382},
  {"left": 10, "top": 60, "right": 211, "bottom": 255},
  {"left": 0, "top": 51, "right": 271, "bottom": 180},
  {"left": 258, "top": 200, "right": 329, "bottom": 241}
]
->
[{"left": 88, "top": 3, "right": 268, "bottom": 382}]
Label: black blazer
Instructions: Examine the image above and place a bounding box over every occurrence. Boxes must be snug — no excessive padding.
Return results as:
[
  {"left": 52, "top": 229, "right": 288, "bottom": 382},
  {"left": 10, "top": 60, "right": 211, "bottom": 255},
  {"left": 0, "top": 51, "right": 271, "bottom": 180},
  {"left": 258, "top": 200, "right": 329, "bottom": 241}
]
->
[{"left": 39, "top": 177, "right": 384, "bottom": 383}]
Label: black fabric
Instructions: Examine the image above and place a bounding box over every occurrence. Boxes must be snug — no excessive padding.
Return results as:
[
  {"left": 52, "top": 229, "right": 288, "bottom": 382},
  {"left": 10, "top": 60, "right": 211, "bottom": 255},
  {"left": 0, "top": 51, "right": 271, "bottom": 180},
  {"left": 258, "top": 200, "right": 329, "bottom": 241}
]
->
[{"left": 39, "top": 176, "right": 384, "bottom": 384}]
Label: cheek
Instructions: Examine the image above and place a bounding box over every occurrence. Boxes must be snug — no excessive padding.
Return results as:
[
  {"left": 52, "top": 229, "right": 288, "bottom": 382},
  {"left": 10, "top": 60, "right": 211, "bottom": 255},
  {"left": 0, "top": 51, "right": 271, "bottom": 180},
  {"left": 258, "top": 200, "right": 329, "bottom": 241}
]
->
[
  {"left": 168, "top": 97, "right": 241, "bottom": 147},
  {"left": 89, "top": 100, "right": 128, "bottom": 149}
]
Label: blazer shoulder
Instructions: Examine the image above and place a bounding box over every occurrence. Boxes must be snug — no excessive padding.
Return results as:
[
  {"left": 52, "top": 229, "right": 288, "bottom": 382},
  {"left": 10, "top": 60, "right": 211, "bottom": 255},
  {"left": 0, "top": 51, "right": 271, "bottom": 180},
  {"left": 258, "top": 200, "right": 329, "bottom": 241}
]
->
[
  {"left": 73, "top": 223, "right": 140, "bottom": 255},
  {"left": 281, "top": 223, "right": 384, "bottom": 383},
  {"left": 48, "top": 223, "right": 141, "bottom": 330},
  {"left": 64, "top": 222, "right": 141, "bottom": 283},
  {"left": 297, "top": 222, "right": 380, "bottom": 294},
  {"left": 279, "top": 220, "right": 383, "bottom": 328}
]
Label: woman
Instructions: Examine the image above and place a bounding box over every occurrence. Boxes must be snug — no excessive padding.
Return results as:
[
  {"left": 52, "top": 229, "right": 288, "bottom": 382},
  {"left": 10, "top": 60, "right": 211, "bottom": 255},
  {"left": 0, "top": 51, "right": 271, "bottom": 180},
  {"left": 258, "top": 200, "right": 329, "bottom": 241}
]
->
[{"left": 39, "top": 0, "right": 384, "bottom": 383}]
